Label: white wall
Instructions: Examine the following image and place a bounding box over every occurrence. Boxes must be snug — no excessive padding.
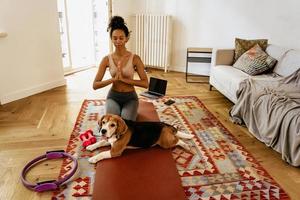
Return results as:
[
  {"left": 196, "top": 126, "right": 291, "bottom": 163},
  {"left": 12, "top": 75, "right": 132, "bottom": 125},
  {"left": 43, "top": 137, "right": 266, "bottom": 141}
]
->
[
  {"left": 112, "top": 0, "right": 300, "bottom": 72},
  {"left": 0, "top": 0, "right": 65, "bottom": 104},
  {"left": 111, "top": 0, "right": 136, "bottom": 51}
]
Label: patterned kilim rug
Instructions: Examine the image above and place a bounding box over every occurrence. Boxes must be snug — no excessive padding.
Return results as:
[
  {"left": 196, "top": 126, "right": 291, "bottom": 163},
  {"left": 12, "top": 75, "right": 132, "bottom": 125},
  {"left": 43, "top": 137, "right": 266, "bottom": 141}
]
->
[{"left": 52, "top": 96, "right": 289, "bottom": 200}]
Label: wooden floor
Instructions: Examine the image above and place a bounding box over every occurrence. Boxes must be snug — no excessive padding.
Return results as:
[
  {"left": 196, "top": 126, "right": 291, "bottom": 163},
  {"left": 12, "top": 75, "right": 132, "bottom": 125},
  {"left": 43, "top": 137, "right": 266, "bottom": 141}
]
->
[{"left": 0, "top": 67, "right": 299, "bottom": 199}]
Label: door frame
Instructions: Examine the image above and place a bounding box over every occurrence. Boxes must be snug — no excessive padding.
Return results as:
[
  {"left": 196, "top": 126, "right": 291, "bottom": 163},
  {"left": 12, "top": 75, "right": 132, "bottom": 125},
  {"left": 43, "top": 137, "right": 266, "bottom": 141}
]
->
[{"left": 57, "top": 0, "right": 112, "bottom": 74}]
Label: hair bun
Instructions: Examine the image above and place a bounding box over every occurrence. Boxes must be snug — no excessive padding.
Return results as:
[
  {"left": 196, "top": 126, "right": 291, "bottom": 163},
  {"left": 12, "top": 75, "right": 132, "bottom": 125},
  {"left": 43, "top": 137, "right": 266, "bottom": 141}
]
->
[
  {"left": 109, "top": 16, "right": 126, "bottom": 28},
  {"left": 107, "top": 15, "right": 130, "bottom": 38}
]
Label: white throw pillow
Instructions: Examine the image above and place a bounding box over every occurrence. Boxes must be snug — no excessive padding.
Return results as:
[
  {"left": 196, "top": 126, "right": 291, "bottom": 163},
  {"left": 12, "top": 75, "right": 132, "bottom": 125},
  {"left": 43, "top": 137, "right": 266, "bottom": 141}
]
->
[{"left": 273, "top": 49, "right": 300, "bottom": 77}]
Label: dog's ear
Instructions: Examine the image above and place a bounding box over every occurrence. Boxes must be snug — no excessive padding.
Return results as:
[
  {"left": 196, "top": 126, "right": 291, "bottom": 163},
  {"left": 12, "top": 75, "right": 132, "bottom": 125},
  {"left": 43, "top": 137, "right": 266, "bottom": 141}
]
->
[
  {"left": 98, "top": 115, "right": 106, "bottom": 129},
  {"left": 116, "top": 116, "right": 128, "bottom": 137}
]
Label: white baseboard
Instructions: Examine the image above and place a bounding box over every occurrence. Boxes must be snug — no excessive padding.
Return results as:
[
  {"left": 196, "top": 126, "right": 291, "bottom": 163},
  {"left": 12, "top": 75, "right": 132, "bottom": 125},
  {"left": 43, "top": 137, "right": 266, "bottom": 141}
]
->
[
  {"left": 146, "top": 65, "right": 185, "bottom": 73},
  {"left": 0, "top": 78, "right": 66, "bottom": 105},
  {"left": 168, "top": 65, "right": 185, "bottom": 73}
]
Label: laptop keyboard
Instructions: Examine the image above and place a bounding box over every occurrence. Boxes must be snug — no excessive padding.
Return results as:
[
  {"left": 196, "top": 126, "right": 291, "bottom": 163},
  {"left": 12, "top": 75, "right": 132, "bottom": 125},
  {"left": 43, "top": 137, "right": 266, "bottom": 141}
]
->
[{"left": 140, "top": 92, "right": 160, "bottom": 99}]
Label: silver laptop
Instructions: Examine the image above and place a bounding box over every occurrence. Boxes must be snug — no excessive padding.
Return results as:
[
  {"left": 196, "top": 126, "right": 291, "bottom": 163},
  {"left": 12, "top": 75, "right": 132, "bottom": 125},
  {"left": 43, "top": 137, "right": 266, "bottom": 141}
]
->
[{"left": 140, "top": 77, "right": 167, "bottom": 99}]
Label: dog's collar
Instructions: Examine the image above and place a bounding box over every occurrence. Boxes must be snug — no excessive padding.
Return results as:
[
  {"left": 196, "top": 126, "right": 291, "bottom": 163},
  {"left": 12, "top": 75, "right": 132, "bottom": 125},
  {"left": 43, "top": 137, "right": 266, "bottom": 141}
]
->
[{"left": 21, "top": 150, "right": 78, "bottom": 192}]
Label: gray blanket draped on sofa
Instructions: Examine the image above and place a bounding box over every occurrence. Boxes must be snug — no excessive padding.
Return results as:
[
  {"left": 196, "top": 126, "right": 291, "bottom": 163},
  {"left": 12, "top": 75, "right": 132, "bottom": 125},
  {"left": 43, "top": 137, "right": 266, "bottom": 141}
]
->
[{"left": 230, "top": 69, "right": 300, "bottom": 166}]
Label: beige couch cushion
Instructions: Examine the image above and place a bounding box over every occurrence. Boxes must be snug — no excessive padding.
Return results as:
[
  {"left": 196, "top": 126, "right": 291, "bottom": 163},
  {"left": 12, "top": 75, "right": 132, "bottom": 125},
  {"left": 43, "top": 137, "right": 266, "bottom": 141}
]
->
[
  {"left": 209, "top": 65, "right": 250, "bottom": 103},
  {"left": 273, "top": 49, "right": 300, "bottom": 77},
  {"left": 265, "top": 44, "right": 289, "bottom": 60}
]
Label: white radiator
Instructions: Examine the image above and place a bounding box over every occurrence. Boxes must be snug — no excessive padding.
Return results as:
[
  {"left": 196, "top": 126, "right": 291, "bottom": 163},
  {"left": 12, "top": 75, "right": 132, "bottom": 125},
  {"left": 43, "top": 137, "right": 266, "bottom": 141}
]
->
[{"left": 135, "top": 14, "right": 172, "bottom": 72}]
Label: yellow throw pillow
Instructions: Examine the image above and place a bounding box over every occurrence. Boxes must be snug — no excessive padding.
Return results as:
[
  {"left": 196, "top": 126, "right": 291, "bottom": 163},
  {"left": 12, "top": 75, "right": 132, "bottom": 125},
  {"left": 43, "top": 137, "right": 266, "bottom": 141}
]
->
[{"left": 234, "top": 38, "right": 268, "bottom": 62}]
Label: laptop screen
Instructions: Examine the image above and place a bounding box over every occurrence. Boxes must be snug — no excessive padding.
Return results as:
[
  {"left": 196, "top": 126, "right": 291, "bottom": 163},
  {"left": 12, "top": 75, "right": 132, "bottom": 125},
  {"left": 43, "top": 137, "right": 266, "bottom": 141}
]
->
[{"left": 148, "top": 77, "right": 167, "bottom": 95}]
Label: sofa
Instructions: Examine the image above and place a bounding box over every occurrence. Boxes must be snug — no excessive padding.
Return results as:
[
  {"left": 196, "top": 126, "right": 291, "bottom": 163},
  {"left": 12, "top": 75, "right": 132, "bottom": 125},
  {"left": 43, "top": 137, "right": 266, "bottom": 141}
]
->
[
  {"left": 209, "top": 44, "right": 296, "bottom": 103},
  {"left": 209, "top": 44, "right": 300, "bottom": 166}
]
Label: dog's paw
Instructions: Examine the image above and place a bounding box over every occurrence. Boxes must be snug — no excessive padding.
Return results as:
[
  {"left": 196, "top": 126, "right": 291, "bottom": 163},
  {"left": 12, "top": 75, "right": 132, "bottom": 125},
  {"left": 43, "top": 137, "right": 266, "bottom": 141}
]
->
[
  {"left": 88, "top": 156, "right": 99, "bottom": 164},
  {"left": 183, "top": 143, "right": 191, "bottom": 151},
  {"left": 86, "top": 145, "right": 96, "bottom": 151},
  {"left": 176, "top": 131, "right": 194, "bottom": 139},
  {"left": 190, "top": 147, "right": 197, "bottom": 155}
]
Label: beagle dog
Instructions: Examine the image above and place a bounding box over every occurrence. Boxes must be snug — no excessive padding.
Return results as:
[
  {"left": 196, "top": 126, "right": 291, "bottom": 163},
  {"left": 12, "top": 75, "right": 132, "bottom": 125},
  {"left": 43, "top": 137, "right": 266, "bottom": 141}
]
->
[{"left": 86, "top": 114, "right": 193, "bottom": 163}]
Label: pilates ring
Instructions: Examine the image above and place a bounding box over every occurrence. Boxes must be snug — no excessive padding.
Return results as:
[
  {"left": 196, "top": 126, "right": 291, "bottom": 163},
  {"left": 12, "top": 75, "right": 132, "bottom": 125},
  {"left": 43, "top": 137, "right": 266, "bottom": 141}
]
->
[{"left": 21, "top": 150, "right": 78, "bottom": 192}]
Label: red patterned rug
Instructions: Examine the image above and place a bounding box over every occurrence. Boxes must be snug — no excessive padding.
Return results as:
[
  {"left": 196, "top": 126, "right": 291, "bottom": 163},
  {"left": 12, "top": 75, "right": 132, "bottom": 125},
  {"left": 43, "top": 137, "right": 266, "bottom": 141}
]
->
[{"left": 52, "top": 96, "right": 289, "bottom": 200}]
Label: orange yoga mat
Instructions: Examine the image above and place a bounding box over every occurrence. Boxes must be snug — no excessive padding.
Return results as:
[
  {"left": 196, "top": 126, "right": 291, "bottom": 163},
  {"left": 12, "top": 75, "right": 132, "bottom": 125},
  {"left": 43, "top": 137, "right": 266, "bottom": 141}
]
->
[{"left": 92, "top": 101, "right": 186, "bottom": 200}]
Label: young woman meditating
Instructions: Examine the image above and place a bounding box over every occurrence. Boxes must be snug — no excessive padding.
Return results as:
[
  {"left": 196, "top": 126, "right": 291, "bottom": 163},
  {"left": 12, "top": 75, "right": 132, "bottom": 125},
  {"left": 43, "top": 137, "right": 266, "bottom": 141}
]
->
[{"left": 93, "top": 16, "right": 148, "bottom": 120}]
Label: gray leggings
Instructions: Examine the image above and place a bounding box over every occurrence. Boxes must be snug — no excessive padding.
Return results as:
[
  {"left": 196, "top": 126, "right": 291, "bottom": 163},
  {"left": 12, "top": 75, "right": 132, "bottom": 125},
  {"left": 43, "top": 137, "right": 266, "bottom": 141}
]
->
[{"left": 106, "top": 89, "right": 139, "bottom": 120}]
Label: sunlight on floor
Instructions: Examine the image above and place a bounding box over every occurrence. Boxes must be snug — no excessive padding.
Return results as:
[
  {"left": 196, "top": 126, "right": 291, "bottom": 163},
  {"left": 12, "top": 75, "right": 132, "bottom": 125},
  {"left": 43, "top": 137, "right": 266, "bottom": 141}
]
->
[{"left": 65, "top": 67, "right": 110, "bottom": 100}]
